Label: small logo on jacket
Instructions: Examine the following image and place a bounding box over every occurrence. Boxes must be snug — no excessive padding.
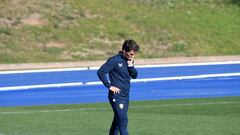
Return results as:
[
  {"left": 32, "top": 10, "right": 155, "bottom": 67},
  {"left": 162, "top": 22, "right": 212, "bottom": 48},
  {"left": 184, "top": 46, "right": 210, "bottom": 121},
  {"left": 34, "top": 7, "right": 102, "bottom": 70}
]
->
[
  {"left": 119, "top": 104, "right": 124, "bottom": 109},
  {"left": 118, "top": 63, "right": 123, "bottom": 67}
]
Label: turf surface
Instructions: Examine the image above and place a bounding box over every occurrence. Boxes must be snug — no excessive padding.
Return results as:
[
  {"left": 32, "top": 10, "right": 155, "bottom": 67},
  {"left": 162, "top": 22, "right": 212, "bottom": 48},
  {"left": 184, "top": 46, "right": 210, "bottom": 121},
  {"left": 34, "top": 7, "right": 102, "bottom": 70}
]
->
[{"left": 0, "top": 96, "right": 240, "bottom": 135}]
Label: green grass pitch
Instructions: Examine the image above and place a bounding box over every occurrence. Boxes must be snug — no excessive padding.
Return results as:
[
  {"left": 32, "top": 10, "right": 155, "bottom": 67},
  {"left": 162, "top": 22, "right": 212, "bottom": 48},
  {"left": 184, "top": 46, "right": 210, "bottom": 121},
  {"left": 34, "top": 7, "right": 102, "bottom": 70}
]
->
[{"left": 0, "top": 96, "right": 240, "bottom": 135}]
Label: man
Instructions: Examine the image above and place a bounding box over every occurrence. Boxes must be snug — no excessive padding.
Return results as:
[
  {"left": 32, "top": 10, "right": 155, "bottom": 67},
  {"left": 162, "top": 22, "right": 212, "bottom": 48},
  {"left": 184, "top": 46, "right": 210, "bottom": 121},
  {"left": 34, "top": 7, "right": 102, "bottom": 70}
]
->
[{"left": 97, "top": 39, "right": 140, "bottom": 135}]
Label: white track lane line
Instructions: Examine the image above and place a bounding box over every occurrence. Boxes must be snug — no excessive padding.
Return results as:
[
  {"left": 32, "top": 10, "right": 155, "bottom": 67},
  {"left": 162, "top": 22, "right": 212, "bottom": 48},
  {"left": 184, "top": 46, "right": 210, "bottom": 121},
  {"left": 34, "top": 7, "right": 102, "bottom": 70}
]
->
[
  {"left": 0, "top": 82, "right": 83, "bottom": 91},
  {"left": 1, "top": 61, "right": 240, "bottom": 74},
  {"left": 1, "top": 72, "right": 240, "bottom": 91}
]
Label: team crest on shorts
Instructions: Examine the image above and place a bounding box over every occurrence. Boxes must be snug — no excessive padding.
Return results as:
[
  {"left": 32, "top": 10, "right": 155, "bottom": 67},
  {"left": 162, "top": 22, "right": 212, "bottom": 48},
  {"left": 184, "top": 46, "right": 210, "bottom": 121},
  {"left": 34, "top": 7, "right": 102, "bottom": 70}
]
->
[{"left": 119, "top": 104, "right": 124, "bottom": 109}]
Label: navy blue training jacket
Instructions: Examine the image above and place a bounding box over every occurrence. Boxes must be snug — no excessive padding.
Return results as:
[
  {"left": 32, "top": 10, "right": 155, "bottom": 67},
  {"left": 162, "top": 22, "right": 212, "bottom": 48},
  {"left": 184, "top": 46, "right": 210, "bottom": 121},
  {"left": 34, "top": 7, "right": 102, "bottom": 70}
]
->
[{"left": 97, "top": 52, "right": 138, "bottom": 99}]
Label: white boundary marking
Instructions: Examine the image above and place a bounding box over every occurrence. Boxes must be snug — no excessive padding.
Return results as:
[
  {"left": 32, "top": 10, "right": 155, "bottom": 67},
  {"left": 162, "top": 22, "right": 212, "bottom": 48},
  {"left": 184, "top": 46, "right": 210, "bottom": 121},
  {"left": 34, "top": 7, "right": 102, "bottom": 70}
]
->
[
  {"left": 81, "top": 72, "right": 240, "bottom": 85},
  {"left": 0, "top": 61, "right": 240, "bottom": 74},
  {"left": 131, "top": 72, "right": 240, "bottom": 83},
  {"left": 0, "top": 72, "right": 240, "bottom": 91},
  {"left": 1, "top": 61, "right": 240, "bottom": 91},
  {"left": 89, "top": 61, "right": 240, "bottom": 70},
  {"left": 0, "top": 101, "right": 239, "bottom": 115},
  {"left": 0, "top": 67, "right": 88, "bottom": 75},
  {"left": 135, "top": 61, "right": 240, "bottom": 68},
  {"left": 0, "top": 82, "right": 83, "bottom": 91}
]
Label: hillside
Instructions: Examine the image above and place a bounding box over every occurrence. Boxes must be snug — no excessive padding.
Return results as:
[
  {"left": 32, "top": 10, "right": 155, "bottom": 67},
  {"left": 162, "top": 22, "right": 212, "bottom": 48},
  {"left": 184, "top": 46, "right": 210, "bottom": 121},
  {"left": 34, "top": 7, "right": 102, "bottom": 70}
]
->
[{"left": 0, "top": 0, "right": 240, "bottom": 63}]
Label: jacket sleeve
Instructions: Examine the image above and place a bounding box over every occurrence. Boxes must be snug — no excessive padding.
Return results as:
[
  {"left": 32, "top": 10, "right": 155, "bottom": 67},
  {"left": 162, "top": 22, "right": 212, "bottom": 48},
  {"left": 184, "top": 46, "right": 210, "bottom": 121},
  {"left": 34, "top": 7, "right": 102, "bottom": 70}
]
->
[
  {"left": 97, "top": 58, "right": 116, "bottom": 89},
  {"left": 128, "top": 66, "right": 138, "bottom": 79}
]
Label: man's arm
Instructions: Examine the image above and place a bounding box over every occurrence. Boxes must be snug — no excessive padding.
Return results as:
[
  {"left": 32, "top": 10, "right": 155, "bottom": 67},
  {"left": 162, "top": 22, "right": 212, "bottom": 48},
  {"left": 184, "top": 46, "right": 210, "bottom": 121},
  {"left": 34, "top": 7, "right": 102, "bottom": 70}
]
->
[
  {"left": 97, "top": 58, "right": 114, "bottom": 89},
  {"left": 127, "top": 58, "right": 138, "bottom": 79},
  {"left": 97, "top": 58, "right": 121, "bottom": 94},
  {"left": 128, "top": 66, "right": 138, "bottom": 79}
]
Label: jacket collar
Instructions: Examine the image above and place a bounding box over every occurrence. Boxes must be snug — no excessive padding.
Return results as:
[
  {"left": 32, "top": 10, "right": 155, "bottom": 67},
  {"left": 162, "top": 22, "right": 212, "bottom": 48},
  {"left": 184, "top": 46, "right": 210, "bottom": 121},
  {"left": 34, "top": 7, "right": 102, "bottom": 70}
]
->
[{"left": 119, "top": 51, "right": 128, "bottom": 60}]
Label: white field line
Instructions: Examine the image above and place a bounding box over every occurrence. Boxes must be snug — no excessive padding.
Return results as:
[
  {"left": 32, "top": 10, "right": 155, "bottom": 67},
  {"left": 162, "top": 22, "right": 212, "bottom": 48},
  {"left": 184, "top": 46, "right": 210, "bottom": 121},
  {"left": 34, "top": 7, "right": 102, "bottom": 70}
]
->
[
  {"left": 0, "top": 67, "right": 88, "bottom": 75},
  {"left": 1, "top": 61, "right": 240, "bottom": 74},
  {"left": 131, "top": 72, "right": 240, "bottom": 83},
  {"left": 135, "top": 61, "right": 240, "bottom": 68},
  {"left": 0, "top": 82, "right": 83, "bottom": 91},
  {"left": 89, "top": 61, "right": 240, "bottom": 70},
  {"left": 84, "top": 72, "right": 240, "bottom": 85},
  {"left": 0, "top": 101, "right": 239, "bottom": 115},
  {"left": 1, "top": 72, "right": 240, "bottom": 91}
]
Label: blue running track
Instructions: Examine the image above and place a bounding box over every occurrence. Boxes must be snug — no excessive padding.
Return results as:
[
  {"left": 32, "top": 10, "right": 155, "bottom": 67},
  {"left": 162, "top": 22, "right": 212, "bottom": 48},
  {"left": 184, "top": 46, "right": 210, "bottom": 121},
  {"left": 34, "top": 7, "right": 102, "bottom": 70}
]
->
[{"left": 0, "top": 62, "right": 240, "bottom": 106}]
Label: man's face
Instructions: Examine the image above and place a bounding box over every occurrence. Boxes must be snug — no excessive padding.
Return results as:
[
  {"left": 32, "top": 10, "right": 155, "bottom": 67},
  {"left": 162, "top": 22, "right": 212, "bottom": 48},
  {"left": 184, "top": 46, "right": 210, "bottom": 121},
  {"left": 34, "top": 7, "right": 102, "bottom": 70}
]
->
[{"left": 123, "top": 50, "right": 136, "bottom": 61}]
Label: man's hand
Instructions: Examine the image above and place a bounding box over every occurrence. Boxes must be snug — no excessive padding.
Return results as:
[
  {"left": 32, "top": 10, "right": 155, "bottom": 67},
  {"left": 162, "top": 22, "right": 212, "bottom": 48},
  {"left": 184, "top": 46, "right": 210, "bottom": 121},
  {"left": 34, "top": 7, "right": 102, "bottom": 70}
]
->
[
  {"left": 127, "top": 58, "right": 134, "bottom": 67},
  {"left": 109, "top": 86, "right": 121, "bottom": 94}
]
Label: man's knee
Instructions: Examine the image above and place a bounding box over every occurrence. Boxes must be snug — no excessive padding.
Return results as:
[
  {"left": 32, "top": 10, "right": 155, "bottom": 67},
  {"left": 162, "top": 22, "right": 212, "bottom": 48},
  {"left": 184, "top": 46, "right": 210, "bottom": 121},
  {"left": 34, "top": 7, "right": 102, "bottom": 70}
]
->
[{"left": 118, "top": 115, "right": 128, "bottom": 126}]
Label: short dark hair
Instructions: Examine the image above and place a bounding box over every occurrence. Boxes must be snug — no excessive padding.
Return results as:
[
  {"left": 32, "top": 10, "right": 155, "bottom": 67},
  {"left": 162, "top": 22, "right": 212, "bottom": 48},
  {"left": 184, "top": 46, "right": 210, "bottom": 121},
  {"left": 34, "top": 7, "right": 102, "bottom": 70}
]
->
[{"left": 122, "top": 39, "right": 140, "bottom": 52}]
